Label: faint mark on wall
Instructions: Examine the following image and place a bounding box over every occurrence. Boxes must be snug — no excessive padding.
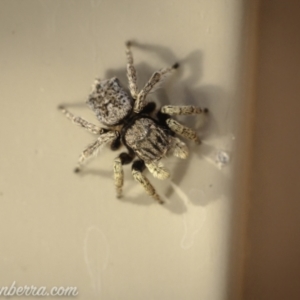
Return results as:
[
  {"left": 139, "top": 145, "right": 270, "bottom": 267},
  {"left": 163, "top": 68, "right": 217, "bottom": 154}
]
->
[
  {"left": 200, "top": 134, "right": 234, "bottom": 170},
  {"left": 84, "top": 226, "right": 110, "bottom": 295},
  {"left": 170, "top": 182, "right": 207, "bottom": 249}
]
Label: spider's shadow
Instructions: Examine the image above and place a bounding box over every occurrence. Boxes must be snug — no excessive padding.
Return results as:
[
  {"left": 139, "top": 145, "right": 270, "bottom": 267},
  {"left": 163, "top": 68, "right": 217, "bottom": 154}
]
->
[{"left": 75, "top": 41, "right": 227, "bottom": 214}]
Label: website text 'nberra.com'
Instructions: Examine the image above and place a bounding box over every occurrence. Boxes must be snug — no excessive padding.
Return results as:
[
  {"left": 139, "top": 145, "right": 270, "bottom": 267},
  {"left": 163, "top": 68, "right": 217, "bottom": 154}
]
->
[{"left": 0, "top": 281, "right": 78, "bottom": 297}]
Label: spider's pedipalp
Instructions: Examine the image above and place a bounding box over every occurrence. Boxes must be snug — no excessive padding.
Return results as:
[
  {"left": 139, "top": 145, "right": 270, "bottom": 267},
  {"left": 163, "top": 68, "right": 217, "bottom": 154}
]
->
[
  {"left": 169, "top": 137, "right": 189, "bottom": 159},
  {"left": 59, "top": 105, "right": 107, "bottom": 135},
  {"left": 166, "top": 118, "right": 201, "bottom": 144},
  {"left": 145, "top": 161, "right": 170, "bottom": 180},
  {"left": 132, "top": 160, "right": 164, "bottom": 204}
]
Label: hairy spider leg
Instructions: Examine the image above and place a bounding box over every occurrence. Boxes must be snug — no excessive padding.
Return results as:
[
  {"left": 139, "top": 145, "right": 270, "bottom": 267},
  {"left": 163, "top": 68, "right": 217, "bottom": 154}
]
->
[
  {"left": 126, "top": 41, "right": 138, "bottom": 100},
  {"left": 132, "top": 160, "right": 164, "bottom": 204},
  {"left": 161, "top": 105, "right": 209, "bottom": 116},
  {"left": 134, "top": 63, "right": 179, "bottom": 113},
  {"left": 161, "top": 105, "right": 209, "bottom": 144},
  {"left": 58, "top": 105, "right": 107, "bottom": 135},
  {"left": 75, "top": 131, "right": 119, "bottom": 173},
  {"left": 113, "top": 151, "right": 135, "bottom": 198}
]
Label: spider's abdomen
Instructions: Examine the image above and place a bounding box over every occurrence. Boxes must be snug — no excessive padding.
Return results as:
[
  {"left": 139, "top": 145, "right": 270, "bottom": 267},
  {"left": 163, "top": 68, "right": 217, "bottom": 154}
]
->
[
  {"left": 87, "top": 77, "right": 133, "bottom": 126},
  {"left": 124, "top": 117, "right": 171, "bottom": 163}
]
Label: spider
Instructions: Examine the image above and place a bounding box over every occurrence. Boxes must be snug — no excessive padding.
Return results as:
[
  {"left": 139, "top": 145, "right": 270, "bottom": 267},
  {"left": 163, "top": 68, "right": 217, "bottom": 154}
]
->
[{"left": 59, "top": 41, "right": 208, "bottom": 204}]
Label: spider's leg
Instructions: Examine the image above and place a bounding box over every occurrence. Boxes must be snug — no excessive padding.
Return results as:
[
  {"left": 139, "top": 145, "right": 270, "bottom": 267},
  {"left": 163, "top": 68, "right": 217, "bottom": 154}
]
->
[
  {"left": 134, "top": 63, "right": 179, "bottom": 113},
  {"left": 145, "top": 161, "right": 170, "bottom": 180},
  {"left": 161, "top": 105, "right": 209, "bottom": 116},
  {"left": 126, "top": 41, "right": 139, "bottom": 100},
  {"left": 168, "top": 137, "right": 189, "bottom": 159},
  {"left": 58, "top": 106, "right": 107, "bottom": 135},
  {"left": 132, "top": 160, "right": 164, "bottom": 204},
  {"left": 74, "top": 131, "right": 118, "bottom": 172},
  {"left": 165, "top": 118, "right": 201, "bottom": 144},
  {"left": 113, "top": 152, "right": 135, "bottom": 198}
]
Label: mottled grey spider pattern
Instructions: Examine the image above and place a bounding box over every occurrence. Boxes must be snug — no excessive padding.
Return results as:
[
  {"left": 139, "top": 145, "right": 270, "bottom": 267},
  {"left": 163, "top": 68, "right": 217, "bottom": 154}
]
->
[{"left": 59, "top": 42, "right": 208, "bottom": 204}]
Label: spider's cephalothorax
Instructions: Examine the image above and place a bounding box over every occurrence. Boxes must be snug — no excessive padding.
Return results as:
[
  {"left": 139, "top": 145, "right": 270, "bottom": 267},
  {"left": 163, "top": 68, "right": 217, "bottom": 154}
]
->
[
  {"left": 59, "top": 41, "right": 208, "bottom": 204},
  {"left": 123, "top": 116, "right": 171, "bottom": 163}
]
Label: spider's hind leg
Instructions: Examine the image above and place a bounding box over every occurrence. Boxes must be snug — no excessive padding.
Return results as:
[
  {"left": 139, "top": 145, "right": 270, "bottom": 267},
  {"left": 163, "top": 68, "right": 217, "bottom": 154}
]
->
[
  {"left": 74, "top": 131, "right": 118, "bottom": 173},
  {"left": 126, "top": 41, "right": 139, "bottom": 100},
  {"left": 132, "top": 160, "right": 164, "bottom": 204},
  {"left": 58, "top": 105, "right": 107, "bottom": 135}
]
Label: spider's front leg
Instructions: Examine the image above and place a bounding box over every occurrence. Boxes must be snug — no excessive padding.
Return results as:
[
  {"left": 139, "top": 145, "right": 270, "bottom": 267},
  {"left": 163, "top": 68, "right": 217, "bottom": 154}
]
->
[
  {"left": 131, "top": 160, "right": 164, "bottom": 204},
  {"left": 134, "top": 63, "right": 179, "bottom": 113},
  {"left": 113, "top": 151, "right": 135, "bottom": 198}
]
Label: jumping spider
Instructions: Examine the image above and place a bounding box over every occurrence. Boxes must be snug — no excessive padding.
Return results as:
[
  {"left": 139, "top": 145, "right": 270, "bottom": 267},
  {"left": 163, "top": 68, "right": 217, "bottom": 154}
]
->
[{"left": 59, "top": 41, "right": 208, "bottom": 204}]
